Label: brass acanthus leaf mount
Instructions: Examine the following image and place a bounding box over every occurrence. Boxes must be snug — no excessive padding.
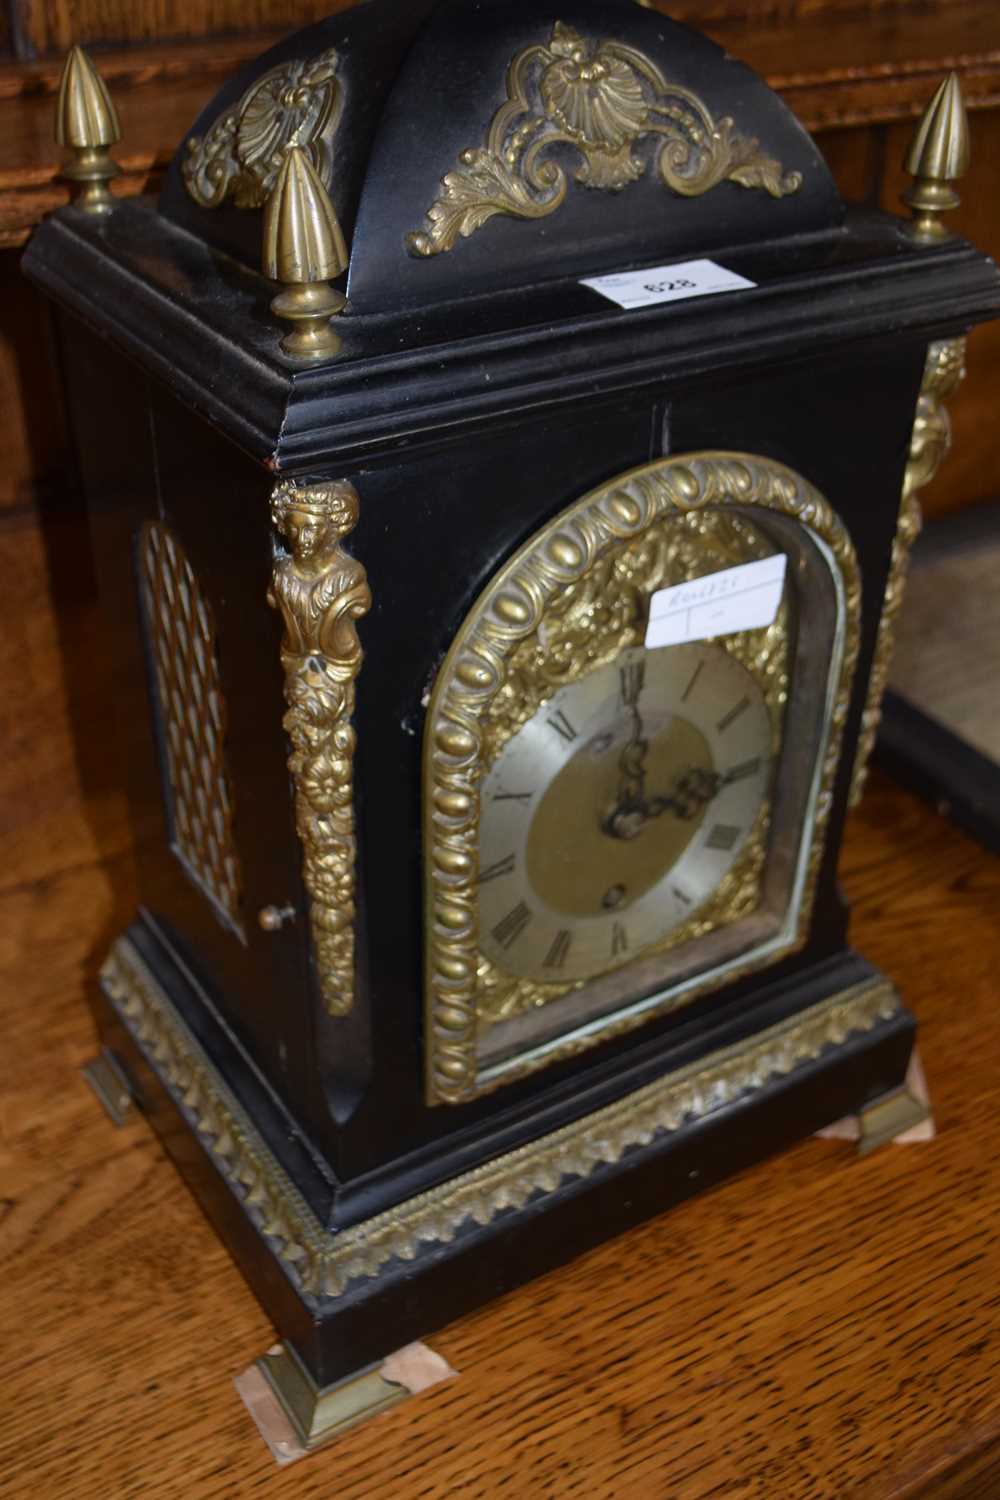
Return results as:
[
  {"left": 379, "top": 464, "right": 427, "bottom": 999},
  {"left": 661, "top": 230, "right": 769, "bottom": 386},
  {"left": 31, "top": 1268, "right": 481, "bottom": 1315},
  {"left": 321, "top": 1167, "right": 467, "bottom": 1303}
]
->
[
  {"left": 183, "top": 47, "right": 342, "bottom": 210},
  {"left": 54, "top": 45, "right": 121, "bottom": 214},
  {"left": 407, "top": 21, "right": 802, "bottom": 257},
  {"left": 268, "top": 480, "right": 371, "bottom": 1017},
  {"left": 849, "top": 337, "right": 967, "bottom": 806}
]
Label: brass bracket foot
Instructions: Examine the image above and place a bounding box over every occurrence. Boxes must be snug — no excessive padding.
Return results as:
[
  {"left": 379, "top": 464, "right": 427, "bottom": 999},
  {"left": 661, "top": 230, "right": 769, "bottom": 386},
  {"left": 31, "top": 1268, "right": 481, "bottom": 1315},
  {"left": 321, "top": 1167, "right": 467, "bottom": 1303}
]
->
[
  {"left": 857, "top": 1085, "right": 930, "bottom": 1157},
  {"left": 81, "top": 1049, "right": 133, "bottom": 1126},
  {"left": 246, "top": 1341, "right": 455, "bottom": 1457}
]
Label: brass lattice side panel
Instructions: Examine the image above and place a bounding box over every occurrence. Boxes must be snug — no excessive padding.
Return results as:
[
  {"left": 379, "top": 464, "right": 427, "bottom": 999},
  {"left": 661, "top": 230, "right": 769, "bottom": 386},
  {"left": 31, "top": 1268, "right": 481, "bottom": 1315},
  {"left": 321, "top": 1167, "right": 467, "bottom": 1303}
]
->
[{"left": 139, "top": 521, "right": 245, "bottom": 940}]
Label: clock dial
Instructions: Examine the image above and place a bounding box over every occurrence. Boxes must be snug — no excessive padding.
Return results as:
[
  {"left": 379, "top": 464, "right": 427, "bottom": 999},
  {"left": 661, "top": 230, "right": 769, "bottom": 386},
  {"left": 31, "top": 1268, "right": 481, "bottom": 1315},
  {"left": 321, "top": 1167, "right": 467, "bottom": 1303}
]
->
[{"left": 478, "top": 642, "right": 773, "bottom": 982}]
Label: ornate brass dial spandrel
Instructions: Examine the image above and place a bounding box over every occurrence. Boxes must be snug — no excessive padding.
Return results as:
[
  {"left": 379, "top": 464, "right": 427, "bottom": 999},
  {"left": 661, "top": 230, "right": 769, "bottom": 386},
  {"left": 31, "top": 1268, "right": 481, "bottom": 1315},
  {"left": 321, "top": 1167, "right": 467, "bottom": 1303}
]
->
[
  {"left": 407, "top": 21, "right": 801, "bottom": 257},
  {"left": 139, "top": 521, "right": 245, "bottom": 939},
  {"left": 268, "top": 480, "right": 371, "bottom": 1017},
  {"left": 424, "top": 454, "right": 860, "bottom": 1106},
  {"left": 184, "top": 48, "right": 342, "bottom": 210},
  {"left": 849, "top": 336, "right": 967, "bottom": 805}
]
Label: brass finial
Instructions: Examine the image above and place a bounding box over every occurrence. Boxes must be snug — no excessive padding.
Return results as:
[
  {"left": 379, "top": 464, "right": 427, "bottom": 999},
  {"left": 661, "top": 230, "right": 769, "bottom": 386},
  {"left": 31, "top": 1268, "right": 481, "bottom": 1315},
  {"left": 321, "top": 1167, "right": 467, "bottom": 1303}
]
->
[
  {"left": 262, "top": 146, "right": 348, "bottom": 361},
  {"left": 902, "top": 73, "right": 970, "bottom": 242},
  {"left": 55, "top": 45, "right": 121, "bottom": 214}
]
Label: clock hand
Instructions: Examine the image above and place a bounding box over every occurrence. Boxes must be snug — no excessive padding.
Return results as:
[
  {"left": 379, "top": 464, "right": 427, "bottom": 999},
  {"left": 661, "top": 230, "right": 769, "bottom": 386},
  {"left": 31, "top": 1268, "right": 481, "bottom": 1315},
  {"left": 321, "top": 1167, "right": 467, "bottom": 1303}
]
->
[
  {"left": 617, "top": 713, "right": 649, "bottom": 808},
  {"left": 604, "top": 658, "right": 650, "bottom": 839},
  {"left": 646, "top": 758, "right": 764, "bottom": 822},
  {"left": 605, "top": 657, "right": 756, "bottom": 839},
  {"left": 644, "top": 766, "right": 723, "bottom": 821}
]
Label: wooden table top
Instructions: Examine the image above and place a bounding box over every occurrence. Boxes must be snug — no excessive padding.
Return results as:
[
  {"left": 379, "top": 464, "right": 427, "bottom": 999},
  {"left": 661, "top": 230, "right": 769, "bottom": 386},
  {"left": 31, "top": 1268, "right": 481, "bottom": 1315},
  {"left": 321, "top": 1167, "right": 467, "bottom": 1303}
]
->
[{"left": 3, "top": 511, "right": 1000, "bottom": 1498}]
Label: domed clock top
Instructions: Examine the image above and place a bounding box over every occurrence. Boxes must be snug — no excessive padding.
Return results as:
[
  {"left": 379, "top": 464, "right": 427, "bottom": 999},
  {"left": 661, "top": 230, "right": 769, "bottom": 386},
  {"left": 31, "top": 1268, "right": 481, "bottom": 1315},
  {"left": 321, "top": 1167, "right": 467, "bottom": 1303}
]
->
[{"left": 160, "top": 0, "right": 842, "bottom": 312}]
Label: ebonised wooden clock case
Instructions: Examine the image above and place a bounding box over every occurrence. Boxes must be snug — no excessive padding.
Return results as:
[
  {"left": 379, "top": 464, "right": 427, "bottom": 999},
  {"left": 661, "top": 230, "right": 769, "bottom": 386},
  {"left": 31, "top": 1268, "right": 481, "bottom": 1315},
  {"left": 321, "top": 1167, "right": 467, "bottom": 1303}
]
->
[{"left": 24, "top": 0, "right": 1000, "bottom": 1439}]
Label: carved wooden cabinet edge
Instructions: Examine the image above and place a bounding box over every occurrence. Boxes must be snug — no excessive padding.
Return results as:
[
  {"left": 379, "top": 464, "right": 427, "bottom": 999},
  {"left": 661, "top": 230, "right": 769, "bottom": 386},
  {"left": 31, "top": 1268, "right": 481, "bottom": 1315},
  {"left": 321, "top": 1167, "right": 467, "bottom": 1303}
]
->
[
  {"left": 849, "top": 337, "right": 967, "bottom": 807},
  {"left": 266, "top": 478, "right": 370, "bottom": 1017},
  {"left": 100, "top": 932, "right": 901, "bottom": 1303},
  {"left": 424, "top": 452, "right": 861, "bottom": 1106}
]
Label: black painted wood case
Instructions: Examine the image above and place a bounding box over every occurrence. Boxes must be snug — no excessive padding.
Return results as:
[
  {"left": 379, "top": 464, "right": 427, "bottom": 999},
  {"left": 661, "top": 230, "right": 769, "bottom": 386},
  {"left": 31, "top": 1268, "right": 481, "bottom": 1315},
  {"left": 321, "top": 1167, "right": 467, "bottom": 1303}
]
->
[{"left": 24, "top": 0, "right": 1000, "bottom": 1399}]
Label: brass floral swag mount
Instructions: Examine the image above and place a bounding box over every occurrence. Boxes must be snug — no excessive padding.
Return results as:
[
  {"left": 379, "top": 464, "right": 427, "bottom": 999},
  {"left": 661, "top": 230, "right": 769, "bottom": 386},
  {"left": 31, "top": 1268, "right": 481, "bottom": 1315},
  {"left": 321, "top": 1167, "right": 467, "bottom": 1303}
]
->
[
  {"left": 848, "top": 336, "right": 967, "bottom": 804},
  {"left": 268, "top": 480, "right": 371, "bottom": 1017},
  {"left": 408, "top": 21, "right": 802, "bottom": 257}
]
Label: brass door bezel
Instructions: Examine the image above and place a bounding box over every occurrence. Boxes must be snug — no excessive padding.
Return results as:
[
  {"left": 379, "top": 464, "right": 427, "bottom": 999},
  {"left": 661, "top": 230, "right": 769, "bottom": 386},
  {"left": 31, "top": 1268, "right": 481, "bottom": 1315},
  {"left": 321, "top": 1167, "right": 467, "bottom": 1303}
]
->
[{"left": 422, "top": 452, "right": 861, "bottom": 1106}]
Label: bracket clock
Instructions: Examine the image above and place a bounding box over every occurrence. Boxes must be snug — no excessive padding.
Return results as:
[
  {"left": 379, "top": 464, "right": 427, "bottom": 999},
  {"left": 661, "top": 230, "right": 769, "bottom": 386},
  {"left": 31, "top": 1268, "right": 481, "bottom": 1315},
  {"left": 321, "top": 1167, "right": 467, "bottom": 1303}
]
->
[{"left": 26, "top": 0, "right": 1000, "bottom": 1450}]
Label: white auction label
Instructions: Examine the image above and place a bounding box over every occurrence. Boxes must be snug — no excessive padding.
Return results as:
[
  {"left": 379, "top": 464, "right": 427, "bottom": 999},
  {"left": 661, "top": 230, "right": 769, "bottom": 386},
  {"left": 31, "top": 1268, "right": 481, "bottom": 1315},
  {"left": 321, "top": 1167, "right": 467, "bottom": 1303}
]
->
[
  {"left": 581, "top": 258, "right": 756, "bottom": 311},
  {"left": 645, "top": 553, "right": 787, "bottom": 650}
]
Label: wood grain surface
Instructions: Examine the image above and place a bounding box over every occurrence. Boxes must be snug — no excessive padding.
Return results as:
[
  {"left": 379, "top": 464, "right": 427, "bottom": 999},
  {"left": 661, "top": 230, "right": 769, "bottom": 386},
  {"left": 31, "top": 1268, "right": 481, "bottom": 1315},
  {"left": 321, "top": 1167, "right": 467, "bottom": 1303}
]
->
[
  {"left": 0, "top": 0, "right": 999, "bottom": 245},
  {"left": 2, "top": 498, "right": 1000, "bottom": 1497},
  {"left": 0, "top": 0, "right": 992, "bottom": 63}
]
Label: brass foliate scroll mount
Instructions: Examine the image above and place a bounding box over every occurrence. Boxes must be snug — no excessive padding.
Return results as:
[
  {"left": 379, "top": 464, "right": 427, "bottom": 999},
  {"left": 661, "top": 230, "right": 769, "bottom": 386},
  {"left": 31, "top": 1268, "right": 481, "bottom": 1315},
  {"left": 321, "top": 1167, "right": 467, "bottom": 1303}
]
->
[
  {"left": 408, "top": 21, "right": 801, "bottom": 259},
  {"left": 55, "top": 45, "right": 121, "bottom": 214},
  {"left": 902, "top": 72, "right": 970, "bottom": 243},
  {"left": 262, "top": 145, "right": 348, "bottom": 362}
]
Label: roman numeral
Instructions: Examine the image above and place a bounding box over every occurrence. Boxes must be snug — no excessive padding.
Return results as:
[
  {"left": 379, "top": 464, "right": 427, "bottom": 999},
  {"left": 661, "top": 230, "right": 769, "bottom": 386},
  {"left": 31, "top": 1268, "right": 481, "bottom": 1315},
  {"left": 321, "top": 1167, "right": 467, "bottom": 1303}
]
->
[
  {"left": 672, "top": 885, "right": 692, "bottom": 907},
  {"left": 491, "top": 901, "right": 532, "bottom": 950},
  {"left": 611, "top": 921, "right": 629, "bottom": 958},
  {"left": 726, "top": 757, "right": 762, "bottom": 784},
  {"left": 543, "top": 929, "right": 572, "bottom": 969},
  {"left": 681, "top": 660, "right": 704, "bottom": 702},
  {"left": 492, "top": 790, "right": 533, "bottom": 803},
  {"left": 619, "top": 657, "right": 645, "bottom": 707},
  {"left": 717, "top": 696, "right": 750, "bottom": 734},
  {"left": 706, "top": 823, "right": 742, "bottom": 852},
  {"left": 478, "top": 853, "right": 515, "bottom": 884},
  {"left": 548, "top": 709, "right": 578, "bottom": 744}
]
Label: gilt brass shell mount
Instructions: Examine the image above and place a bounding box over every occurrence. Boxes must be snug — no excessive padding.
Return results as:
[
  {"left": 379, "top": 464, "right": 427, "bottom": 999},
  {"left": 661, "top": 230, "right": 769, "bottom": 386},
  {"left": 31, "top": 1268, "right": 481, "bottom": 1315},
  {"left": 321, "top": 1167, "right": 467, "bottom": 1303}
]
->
[
  {"left": 408, "top": 20, "right": 802, "bottom": 258},
  {"left": 183, "top": 48, "right": 342, "bottom": 211}
]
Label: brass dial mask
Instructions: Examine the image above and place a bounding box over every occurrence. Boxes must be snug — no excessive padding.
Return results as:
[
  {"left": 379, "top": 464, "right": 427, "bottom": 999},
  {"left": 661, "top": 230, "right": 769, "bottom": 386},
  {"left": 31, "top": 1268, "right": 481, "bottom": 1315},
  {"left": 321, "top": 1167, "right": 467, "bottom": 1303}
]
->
[{"left": 479, "top": 641, "right": 772, "bottom": 983}]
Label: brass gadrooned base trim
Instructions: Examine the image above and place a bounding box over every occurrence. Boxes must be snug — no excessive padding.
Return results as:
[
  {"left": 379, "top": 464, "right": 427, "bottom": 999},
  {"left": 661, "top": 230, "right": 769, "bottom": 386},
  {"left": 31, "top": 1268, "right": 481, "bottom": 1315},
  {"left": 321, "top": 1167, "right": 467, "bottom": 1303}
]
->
[{"left": 101, "top": 934, "right": 902, "bottom": 1303}]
